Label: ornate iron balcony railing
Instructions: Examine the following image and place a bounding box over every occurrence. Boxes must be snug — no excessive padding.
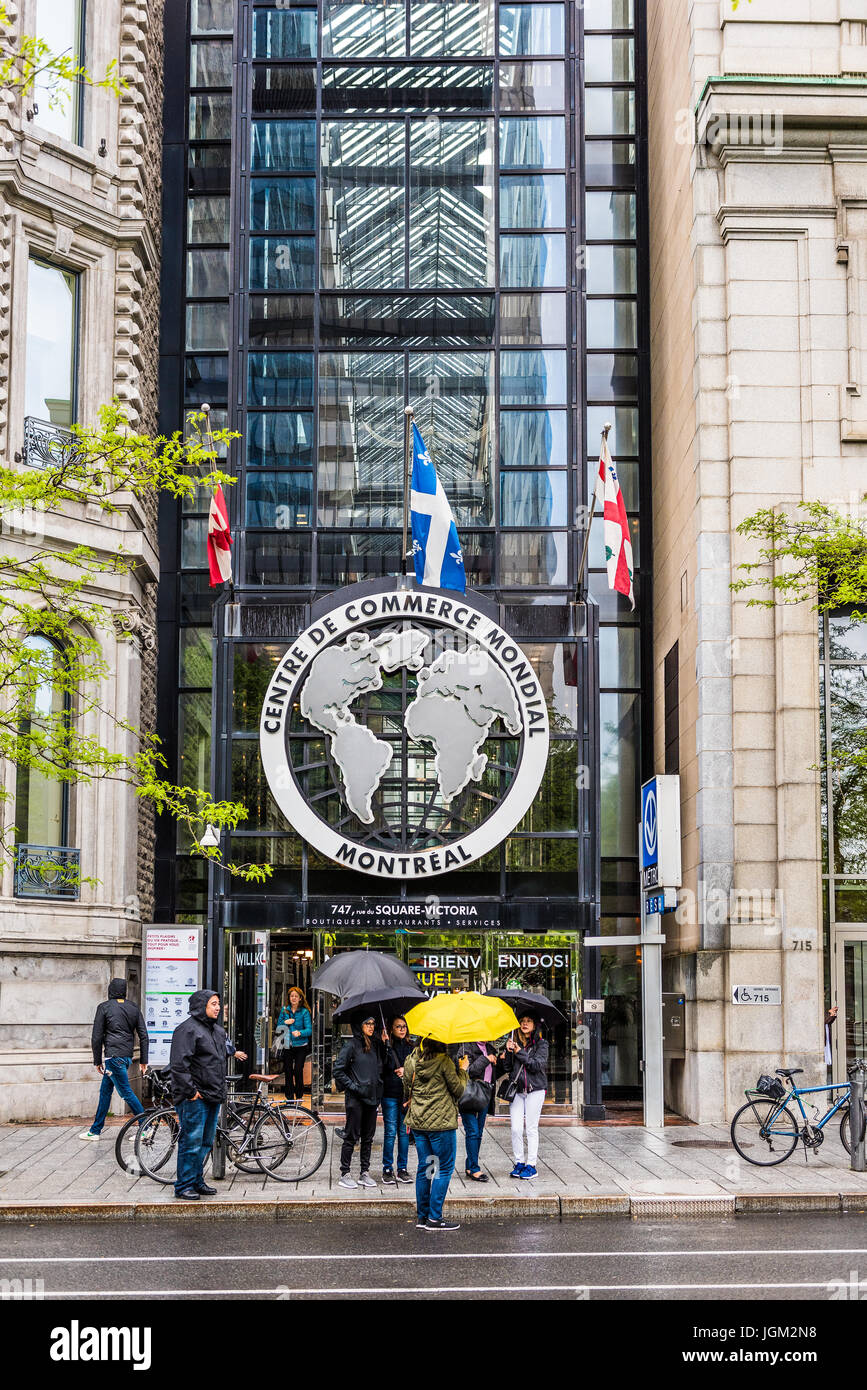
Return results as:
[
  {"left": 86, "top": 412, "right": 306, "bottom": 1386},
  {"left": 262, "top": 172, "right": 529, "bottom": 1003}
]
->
[
  {"left": 20, "top": 417, "right": 80, "bottom": 470},
  {"left": 14, "top": 844, "right": 81, "bottom": 900}
]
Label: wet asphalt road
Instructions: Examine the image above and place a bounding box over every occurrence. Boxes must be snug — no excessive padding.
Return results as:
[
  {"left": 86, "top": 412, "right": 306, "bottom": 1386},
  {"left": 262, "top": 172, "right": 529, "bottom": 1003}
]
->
[{"left": 3, "top": 1212, "right": 867, "bottom": 1301}]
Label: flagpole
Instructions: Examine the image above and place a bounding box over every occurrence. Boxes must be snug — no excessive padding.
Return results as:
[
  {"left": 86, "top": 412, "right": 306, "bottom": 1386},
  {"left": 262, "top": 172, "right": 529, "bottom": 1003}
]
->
[
  {"left": 575, "top": 421, "right": 611, "bottom": 600},
  {"left": 402, "top": 405, "right": 414, "bottom": 581}
]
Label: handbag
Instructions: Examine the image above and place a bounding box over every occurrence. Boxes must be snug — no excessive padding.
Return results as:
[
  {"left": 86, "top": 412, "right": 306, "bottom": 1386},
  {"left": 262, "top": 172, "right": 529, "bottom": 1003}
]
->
[
  {"left": 459, "top": 1077, "right": 493, "bottom": 1114},
  {"left": 497, "top": 1073, "right": 519, "bottom": 1103}
]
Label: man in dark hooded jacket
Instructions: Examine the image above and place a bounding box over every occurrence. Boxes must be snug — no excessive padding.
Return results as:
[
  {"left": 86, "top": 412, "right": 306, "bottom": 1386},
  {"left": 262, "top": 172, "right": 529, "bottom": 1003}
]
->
[
  {"left": 169, "top": 990, "right": 242, "bottom": 1199},
  {"left": 79, "top": 977, "right": 148, "bottom": 1141}
]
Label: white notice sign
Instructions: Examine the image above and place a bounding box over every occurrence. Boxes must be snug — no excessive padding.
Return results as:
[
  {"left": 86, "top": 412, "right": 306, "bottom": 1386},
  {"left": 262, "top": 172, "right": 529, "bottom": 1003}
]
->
[
  {"left": 144, "top": 926, "right": 202, "bottom": 1065},
  {"left": 732, "top": 985, "right": 781, "bottom": 1006}
]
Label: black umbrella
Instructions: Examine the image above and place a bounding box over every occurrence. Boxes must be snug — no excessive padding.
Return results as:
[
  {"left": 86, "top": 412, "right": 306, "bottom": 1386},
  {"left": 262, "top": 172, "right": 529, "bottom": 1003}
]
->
[
  {"left": 312, "top": 949, "right": 420, "bottom": 997},
  {"left": 332, "top": 985, "right": 426, "bottom": 1024},
  {"left": 483, "top": 988, "right": 567, "bottom": 1032}
]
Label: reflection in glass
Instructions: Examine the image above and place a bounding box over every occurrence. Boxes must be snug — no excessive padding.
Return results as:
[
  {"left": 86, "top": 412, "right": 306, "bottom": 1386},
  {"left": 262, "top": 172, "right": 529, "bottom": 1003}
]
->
[
  {"left": 318, "top": 352, "right": 406, "bottom": 525},
  {"left": 500, "top": 293, "right": 567, "bottom": 344},
  {"left": 584, "top": 0, "right": 633, "bottom": 26},
  {"left": 251, "top": 178, "right": 316, "bottom": 232},
  {"left": 409, "top": 352, "right": 493, "bottom": 524},
  {"left": 321, "top": 63, "right": 494, "bottom": 112},
  {"left": 500, "top": 409, "right": 566, "bottom": 469},
  {"left": 499, "top": 62, "right": 565, "bottom": 110},
  {"left": 410, "top": 0, "right": 495, "bottom": 56},
  {"left": 189, "top": 93, "right": 232, "bottom": 140},
  {"left": 186, "top": 249, "right": 230, "bottom": 297},
  {"left": 14, "top": 635, "right": 68, "bottom": 845},
  {"left": 586, "top": 192, "right": 636, "bottom": 240},
  {"left": 191, "top": 0, "right": 233, "bottom": 33},
  {"left": 253, "top": 65, "right": 317, "bottom": 113},
  {"left": 500, "top": 349, "right": 567, "bottom": 405},
  {"left": 248, "top": 352, "right": 314, "bottom": 407},
  {"left": 246, "top": 472, "right": 313, "bottom": 528},
  {"left": 500, "top": 470, "right": 566, "bottom": 526},
  {"left": 500, "top": 174, "right": 566, "bottom": 228},
  {"left": 586, "top": 244, "right": 637, "bottom": 294},
  {"left": 247, "top": 411, "right": 315, "bottom": 468},
  {"left": 249, "top": 295, "right": 315, "bottom": 346},
  {"left": 500, "top": 233, "right": 566, "bottom": 287},
  {"left": 185, "top": 355, "right": 228, "bottom": 404},
  {"left": 179, "top": 692, "right": 212, "bottom": 791},
  {"left": 318, "top": 530, "right": 494, "bottom": 585},
  {"left": 586, "top": 299, "right": 637, "bottom": 349},
  {"left": 584, "top": 36, "right": 634, "bottom": 83},
  {"left": 323, "top": 1, "right": 405, "bottom": 57},
  {"left": 516, "top": 740, "right": 578, "bottom": 830},
  {"left": 500, "top": 116, "right": 565, "bottom": 168},
  {"left": 189, "top": 145, "right": 232, "bottom": 193},
  {"left": 501, "top": 532, "right": 567, "bottom": 585},
  {"left": 830, "top": 665, "right": 867, "bottom": 874},
  {"left": 321, "top": 121, "right": 405, "bottom": 289},
  {"left": 251, "top": 121, "right": 317, "bottom": 171},
  {"left": 410, "top": 119, "right": 495, "bottom": 288},
  {"left": 185, "top": 303, "right": 230, "bottom": 352},
  {"left": 830, "top": 614, "right": 867, "bottom": 663},
  {"left": 600, "top": 692, "right": 638, "bottom": 856},
  {"left": 249, "top": 236, "right": 316, "bottom": 290},
  {"left": 180, "top": 628, "right": 213, "bottom": 688},
  {"left": 190, "top": 40, "right": 232, "bottom": 87},
  {"left": 600, "top": 626, "right": 639, "bottom": 688},
  {"left": 253, "top": 8, "right": 317, "bottom": 58},
  {"left": 499, "top": 5, "right": 565, "bottom": 56},
  {"left": 34, "top": 0, "right": 82, "bottom": 142},
  {"left": 181, "top": 518, "right": 208, "bottom": 568},
  {"left": 586, "top": 353, "right": 637, "bottom": 401},
  {"left": 585, "top": 140, "right": 635, "bottom": 188},
  {"left": 233, "top": 645, "right": 289, "bottom": 732},
  {"left": 245, "top": 533, "right": 312, "bottom": 585},
  {"left": 584, "top": 88, "right": 635, "bottom": 136},
  {"left": 187, "top": 196, "right": 230, "bottom": 243},
  {"left": 25, "top": 260, "right": 77, "bottom": 426},
  {"left": 524, "top": 643, "right": 578, "bottom": 730},
  {"left": 319, "top": 294, "right": 494, "bottom": 345},
  {"left": 587, "top": 405, "right": 638, "bottom": 455}
]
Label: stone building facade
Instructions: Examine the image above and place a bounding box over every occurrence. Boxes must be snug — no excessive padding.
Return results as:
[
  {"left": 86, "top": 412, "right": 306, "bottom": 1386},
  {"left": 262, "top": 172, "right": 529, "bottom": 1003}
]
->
[
  {"left": 0, "top": 0, "right": 163, "bottom": 1120},
  {"left": 648, "top": 0, "right": 867, "bottom": 1120}
]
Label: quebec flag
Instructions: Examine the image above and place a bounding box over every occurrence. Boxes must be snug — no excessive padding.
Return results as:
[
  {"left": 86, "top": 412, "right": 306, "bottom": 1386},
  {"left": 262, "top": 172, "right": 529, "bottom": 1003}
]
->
[{"left": 410, "top": 422, "right": 466, "bottom": 593}]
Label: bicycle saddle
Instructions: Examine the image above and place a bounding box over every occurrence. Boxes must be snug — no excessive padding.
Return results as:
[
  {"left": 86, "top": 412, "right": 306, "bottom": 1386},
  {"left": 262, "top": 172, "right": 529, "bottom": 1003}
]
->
[
  {"left": 775, "top": 1068, "right": 803, "bottom": 1078},
  {"left": 248, "top": 1073, "right": 279, "bottom": 1082}
]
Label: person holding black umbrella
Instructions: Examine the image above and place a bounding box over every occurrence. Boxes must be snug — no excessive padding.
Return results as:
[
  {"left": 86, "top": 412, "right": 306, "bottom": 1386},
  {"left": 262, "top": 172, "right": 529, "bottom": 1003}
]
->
[
  {"left": 500, "top": 1013, "right": 549, "bottom": 1180},
  {"left": 334, "top": 1013, "right": 384, "bottom": 1189}
]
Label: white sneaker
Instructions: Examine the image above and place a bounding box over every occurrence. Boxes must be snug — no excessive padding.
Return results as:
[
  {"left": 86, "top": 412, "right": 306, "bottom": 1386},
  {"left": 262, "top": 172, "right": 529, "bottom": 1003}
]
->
[
  {"left": 338, "top": 1173, "right": 359, "bottom": 1188},
  {"left": 358, "top": 1171, "right": 377, "bottom": 1188},
  {"left": 78, "top": 1130, "right": 100, "bottom": 1141}
]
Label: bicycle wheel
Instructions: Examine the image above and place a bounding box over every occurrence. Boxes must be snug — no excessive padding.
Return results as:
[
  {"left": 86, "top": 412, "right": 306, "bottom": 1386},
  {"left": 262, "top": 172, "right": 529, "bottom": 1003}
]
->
[
  {"left": 730, "top": 1098, "right": 799, "bottom": 1166},
  {"left": 841, "top": 1099, "right": 866, "bottom": 1154},
  {"left": 253, "top": 1104, "right": 327, "bottom": 1182},
  {"left": 224, "top": 1102, "right": 264, "bottom": 1175},
  {"left": 115, "top": 1114, "right": 146, "bottom": 1175},
  {"left": 134, "top": 1108, "right": 214, "bottom": 1186}
]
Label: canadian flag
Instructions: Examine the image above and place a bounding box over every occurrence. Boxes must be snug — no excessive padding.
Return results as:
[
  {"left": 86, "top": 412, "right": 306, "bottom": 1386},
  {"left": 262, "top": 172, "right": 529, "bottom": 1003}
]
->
[
  {"left": 207, "top": 485, "right": 232, "bottom": 587},
  {"left": 594, "top": 433, "right": 634, "bottom": 609}
]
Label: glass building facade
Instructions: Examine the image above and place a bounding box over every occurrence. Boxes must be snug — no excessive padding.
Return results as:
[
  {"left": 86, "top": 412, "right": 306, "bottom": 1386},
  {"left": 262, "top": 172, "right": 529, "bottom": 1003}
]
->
[{"left": 157, "top": 0, "right": 649, "bottom": 1114}]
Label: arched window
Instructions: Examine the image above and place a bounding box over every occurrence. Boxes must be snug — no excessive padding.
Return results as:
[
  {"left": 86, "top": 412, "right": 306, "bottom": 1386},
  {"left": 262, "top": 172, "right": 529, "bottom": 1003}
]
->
[{"left": 14, "top": 634, "right": 70, "bottom": 847}]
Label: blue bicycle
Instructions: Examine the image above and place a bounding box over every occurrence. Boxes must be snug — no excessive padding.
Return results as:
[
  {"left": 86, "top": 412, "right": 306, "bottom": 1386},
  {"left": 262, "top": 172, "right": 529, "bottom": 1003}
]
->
[{"left": 730, "top": 1063, "right": 866, "bottom": 1166}]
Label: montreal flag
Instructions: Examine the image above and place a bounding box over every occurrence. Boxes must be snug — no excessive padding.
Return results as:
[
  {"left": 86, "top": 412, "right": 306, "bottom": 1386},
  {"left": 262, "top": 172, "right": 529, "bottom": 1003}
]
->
[{"left": 409, "top": 422, "right": 466, "bottom": 594}]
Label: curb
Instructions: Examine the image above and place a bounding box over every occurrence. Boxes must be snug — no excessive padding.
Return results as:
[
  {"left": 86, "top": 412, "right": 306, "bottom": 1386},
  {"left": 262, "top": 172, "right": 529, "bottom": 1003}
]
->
[{"left": 3, "top": 1190, "right": 865, "bottom": 1221}]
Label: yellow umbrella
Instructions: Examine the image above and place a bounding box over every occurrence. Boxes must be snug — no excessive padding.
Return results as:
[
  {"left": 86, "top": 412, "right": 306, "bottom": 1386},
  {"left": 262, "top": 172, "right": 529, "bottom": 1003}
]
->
[{"left": 404, "top": 992, "right": 520, "bottom": 1044}]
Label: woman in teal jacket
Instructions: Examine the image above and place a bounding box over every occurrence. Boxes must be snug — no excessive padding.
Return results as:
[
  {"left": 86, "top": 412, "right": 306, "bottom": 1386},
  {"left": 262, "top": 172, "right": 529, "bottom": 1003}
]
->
[{"left": 277, "top": 987, "right": 312, "bottom": 1100}]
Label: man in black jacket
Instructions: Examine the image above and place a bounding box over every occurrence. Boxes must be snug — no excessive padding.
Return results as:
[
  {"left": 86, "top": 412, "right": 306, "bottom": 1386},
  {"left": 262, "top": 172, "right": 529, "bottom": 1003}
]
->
[
  {"left": 79, "top": 977, "right": 149, "bottom": 1141},
  {"left": 169, "top": 989, "right": 243, "bottom": 1199}
]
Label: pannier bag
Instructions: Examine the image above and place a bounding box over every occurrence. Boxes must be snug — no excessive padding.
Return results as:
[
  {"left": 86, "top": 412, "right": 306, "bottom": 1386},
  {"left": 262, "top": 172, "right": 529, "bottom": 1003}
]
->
[{"left": 755, "top": 1074, "right": 785, "bottom": 1101}]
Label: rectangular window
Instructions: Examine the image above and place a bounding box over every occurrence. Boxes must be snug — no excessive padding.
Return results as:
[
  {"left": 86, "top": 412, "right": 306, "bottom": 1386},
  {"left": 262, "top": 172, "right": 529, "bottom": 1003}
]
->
[
  {"left": 323, "top": 1, "right": 405, "bottom": 58},
  {"left": 499, "top": 62, "right": 565, "bottom": 111},
  {"left": 500, "top": 349, "right": 567, "bottom": 406},
  {"left": 499, "top": 5, "right": 565, "bottom": 56},
  {"left": 500, "top": 409, "right": 566, "bottom": 469},
  {"left": 245, "top": 472, "right": 313, "bottom": 528},
  {"left": 246, "top": 411, "right": 315, "bottom": 468},
  {"left": 499, "top": 233, "right": 566, "bottom": 287},
  {"left": 317, "top": 351, "right": 406, "bottom": 526},
  {"left": 321, "top": 121, "right": 405, "bottom": 289},
  {"left": 410, "top": 0, "right": 496, "bottom": 57},
  {"left": 189, "top": 93, "right": 232, "bottom": 141},
  {"left": 664, "top": 642, "right": 679, "bottom": 775},
  {"left": 500, "top": 532, "right": 568, "bottom": 585},
  {"left": 249, "top": 236, "right": 316, "bottom": 290},
  {"left": 410, "top": 119, "right": 495, "bottom": 287},
  {"left": 408, "top": 351, "right": 493, "bottom": 524},
  {"left": 253, "top": 7, "right": 318, "bottom": 59},
  {"left": 586, "top": 191, "right": 636, "bottom": 240},
  {"left": 500, "top": 292, "right": 567, "bottom": 344},
  {"left": 251, "top": 121, "right": 317, "bottom": 172},
  {"left": 187, "top": 196, "right": 230, "bottom": 244},
  {"left": 190, "top": 39, "right": 233, "bottom": 87},
  {"left": 499, "top": 116, "right": 565, "bottom": 169},
  {"left": 34, "top": 0, "right": 84, "bottom": 143},
  {"left": 586, "top": 299, "right": 637, "bottom": 349},
  {"left": 248, "top": 352, "right": 315, "bottom": 408},
  {"left": 25, "top": 259, "right": 78, "bottom": 427},
  {"left": 251, "top": 177, "right": 317, "bottom": 232},
  {"left": 500, "top": 174, "right": 566, "bottom": 229},
  {"left": 500, "top": 470, "right": 567, "bottom": 526},
  {"left": 191, "top": 0, "right": 234, "bottom": 34},
  {"left": 186, "top": 249, "right": 230, "bottom": 297}
]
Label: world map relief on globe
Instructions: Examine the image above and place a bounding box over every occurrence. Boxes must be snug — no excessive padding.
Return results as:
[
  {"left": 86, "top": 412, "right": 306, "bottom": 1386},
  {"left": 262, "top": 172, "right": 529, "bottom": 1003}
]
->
[{"left": 299, "top": 625, "right": 522, "bottom": 826}]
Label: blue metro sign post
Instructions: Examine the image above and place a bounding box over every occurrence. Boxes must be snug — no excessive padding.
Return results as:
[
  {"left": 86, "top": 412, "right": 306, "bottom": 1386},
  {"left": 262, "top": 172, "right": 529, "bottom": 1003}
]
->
[{"left": 640, "top": 775, "right": 682, "bottom": 1129}]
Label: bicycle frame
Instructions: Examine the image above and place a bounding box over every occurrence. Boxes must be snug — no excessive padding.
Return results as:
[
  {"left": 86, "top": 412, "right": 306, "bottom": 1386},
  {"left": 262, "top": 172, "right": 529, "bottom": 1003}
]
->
[{"left": 746, "top": 1079, "right": 850, "bottom": 1136}]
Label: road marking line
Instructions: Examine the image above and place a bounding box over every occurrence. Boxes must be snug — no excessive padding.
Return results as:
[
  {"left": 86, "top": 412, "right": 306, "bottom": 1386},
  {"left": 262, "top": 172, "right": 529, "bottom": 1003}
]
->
[
  {"left": 33, "top": 1280, "right": 855, "bottom": 1297},
  {"left": 2, "top": 1247, "right": 867, "bottom": 1265}
]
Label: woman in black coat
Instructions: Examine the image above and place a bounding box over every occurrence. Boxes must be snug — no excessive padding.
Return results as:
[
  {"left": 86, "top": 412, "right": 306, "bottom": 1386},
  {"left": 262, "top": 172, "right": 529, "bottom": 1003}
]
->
[
  {"left": 457, "top": 1040, "right": 497, "bottom": 1181},
  {"left": 333, "top": 1015, "right": 384, "bottom": 1189},
  {"left": 380, "top": 1016, "right": 414, "bottom": 1184}
]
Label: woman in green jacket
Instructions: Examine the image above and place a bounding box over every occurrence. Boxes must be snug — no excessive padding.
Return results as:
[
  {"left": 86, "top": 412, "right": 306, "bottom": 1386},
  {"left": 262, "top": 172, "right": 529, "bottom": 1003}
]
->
[{"left": 403, "top": 1039, "right": 468, "bottom": 1232}]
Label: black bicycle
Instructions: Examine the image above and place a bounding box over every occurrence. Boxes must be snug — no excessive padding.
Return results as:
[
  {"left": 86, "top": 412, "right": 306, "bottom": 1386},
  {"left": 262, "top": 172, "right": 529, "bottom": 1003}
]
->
[
  {"left": 114, "top": 1066, "right": 174, "bottom": 1175},
  {"left": 132, "top": 1071, "right": 327, "bottom": 1185}
]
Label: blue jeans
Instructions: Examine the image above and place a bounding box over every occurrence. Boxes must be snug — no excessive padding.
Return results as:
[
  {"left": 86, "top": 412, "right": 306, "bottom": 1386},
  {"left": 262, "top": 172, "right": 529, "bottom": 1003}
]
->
[
  {"left": 381, "top": 1096, "right": 410, "bottom": 1173},
  {"left": 90, "top": 1057, "right": 143, "bottom": 1135},
  {"left": 175, "top": 1097, "right": 220, "bottom": 1194},
  {"left": 413, "top": 1129, "right": 457, "bottom": 1223},
  {"left": 461, "top": 1107, "right": 487, "bottom": 1172}
]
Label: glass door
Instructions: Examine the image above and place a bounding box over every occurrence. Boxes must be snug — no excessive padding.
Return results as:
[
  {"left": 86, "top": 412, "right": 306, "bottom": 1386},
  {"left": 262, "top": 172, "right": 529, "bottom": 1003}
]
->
[
  {"left": 491, "top": 933, "right": 580, "bottom": 1111},
  {"left": 834, "top": 928, "right": 867, "bottom": 1079}
]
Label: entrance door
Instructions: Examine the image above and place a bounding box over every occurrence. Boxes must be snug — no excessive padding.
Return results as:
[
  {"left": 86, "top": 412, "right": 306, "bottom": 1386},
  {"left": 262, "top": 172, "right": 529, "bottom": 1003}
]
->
[
  {"left": 833, "top": 927, "right": 867, "bottom": 1078},
  {"left": 492, "top": 934, "right": 580, "bottom": 1110},
  {"left": 316, "top": 930, "right": 403, "bottom": 1109}
]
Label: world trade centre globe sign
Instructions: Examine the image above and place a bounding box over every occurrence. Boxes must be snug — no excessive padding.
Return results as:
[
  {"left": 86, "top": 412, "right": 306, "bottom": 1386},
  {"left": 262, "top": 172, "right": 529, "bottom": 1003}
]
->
[{"left": 259, "top": 581, "right": 550, "bottom": 880}]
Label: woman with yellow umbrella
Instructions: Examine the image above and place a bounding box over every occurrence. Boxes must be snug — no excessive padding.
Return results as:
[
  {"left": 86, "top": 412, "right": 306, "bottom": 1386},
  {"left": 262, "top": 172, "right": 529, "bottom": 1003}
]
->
[{"left": 403, "top": 993, "right": 519, "bottom": 1232}]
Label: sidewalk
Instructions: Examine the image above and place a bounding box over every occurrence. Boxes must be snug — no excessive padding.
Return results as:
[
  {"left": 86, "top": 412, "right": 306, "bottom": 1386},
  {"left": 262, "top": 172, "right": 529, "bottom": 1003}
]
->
[{"left": 2, "top": 1116, "right": 867, "bottom": 1221}]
